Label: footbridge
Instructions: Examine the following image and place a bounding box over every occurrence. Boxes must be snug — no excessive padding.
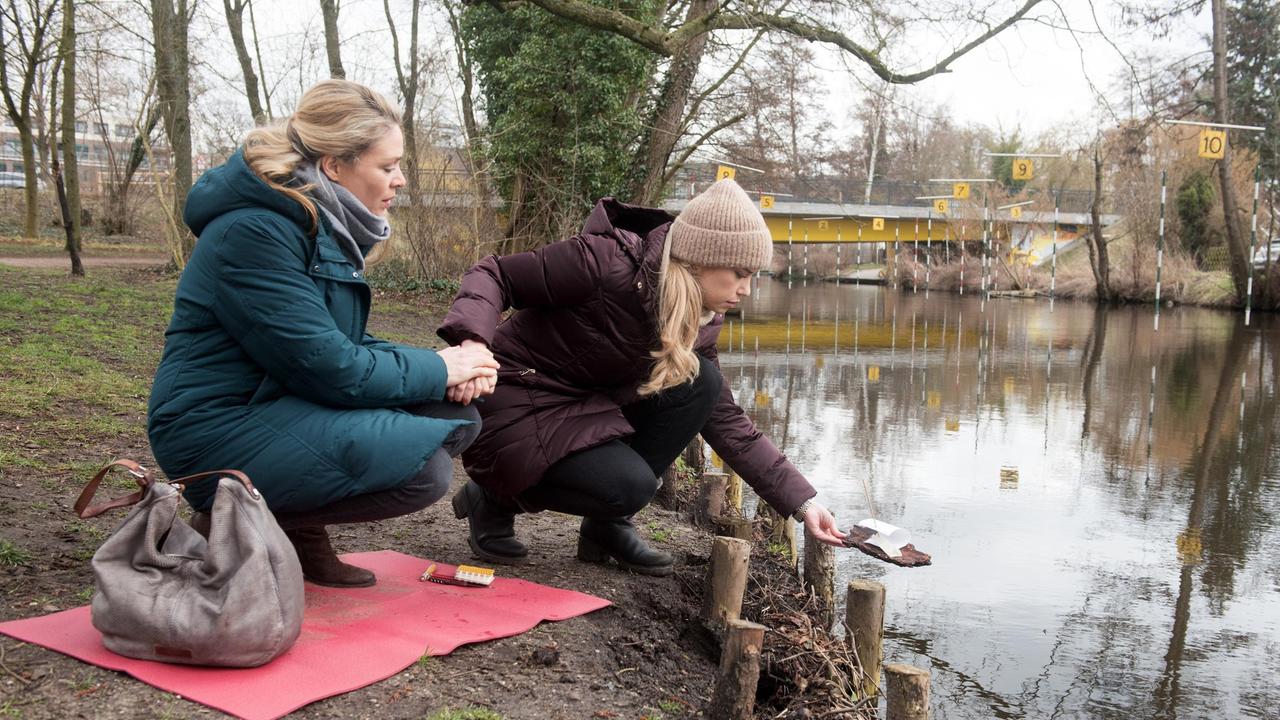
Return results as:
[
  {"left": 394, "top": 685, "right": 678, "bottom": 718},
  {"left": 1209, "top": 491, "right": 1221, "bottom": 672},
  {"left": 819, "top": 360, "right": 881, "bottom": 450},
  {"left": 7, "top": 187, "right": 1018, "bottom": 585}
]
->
[{"left": 662, "top": 199, "right": 1119, "bottom": 268}]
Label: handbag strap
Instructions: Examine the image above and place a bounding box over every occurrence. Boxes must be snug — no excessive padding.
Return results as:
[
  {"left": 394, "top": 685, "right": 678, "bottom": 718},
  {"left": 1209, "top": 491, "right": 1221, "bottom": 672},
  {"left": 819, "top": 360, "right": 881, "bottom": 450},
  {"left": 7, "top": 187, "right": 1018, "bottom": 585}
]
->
[
  {"left": 74, "top": 460, "right": 259, "bottom": 519},
  {"left": 169, "top": 468, "right": 258, "bottom": 498},
  {"left": 74, "top": 459, "right": 154, "bottom": 519}
]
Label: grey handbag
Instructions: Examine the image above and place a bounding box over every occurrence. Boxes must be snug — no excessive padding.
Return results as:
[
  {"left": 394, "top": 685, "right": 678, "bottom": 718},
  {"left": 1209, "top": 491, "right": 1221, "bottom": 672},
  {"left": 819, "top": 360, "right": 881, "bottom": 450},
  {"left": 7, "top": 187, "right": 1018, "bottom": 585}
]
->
[{"left": 73, "top": 459, "right": 305, "bottom": 667}]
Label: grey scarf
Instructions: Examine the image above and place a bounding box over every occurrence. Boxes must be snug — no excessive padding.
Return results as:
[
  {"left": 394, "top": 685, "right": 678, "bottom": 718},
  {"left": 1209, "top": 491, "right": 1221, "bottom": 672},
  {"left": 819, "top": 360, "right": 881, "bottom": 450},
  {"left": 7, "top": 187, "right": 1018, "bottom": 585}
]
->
[{"left": 291, "top": 162, "right": 390, "bottom": 271}]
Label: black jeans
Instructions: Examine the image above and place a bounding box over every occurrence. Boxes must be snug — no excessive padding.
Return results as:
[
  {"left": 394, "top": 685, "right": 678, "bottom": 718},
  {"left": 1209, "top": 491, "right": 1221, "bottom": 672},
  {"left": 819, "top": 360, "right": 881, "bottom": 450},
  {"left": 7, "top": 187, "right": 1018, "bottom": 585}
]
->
[
  {"left": 517, "top": 356, "right": 722, "bottom": 519},
  {"left": 273, "top": 400, "right": 481, "bottom": 530}
]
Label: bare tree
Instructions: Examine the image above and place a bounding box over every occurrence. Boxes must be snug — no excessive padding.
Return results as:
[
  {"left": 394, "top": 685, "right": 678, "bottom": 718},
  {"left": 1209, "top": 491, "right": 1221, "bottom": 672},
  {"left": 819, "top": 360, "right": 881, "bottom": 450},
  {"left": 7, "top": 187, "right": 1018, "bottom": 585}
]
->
[
  {"left": 384, "top": 0, "right": 422, "bottom": 198},
  {"left": 1210, "top": 0, "right": 1249, "bottom": 299},
  {"left": 0, "top": 0, "right": 60, "bottom": 239},
  {"left": 223, "top": 0, "right": 267, "bottom": 124},
  {"left": 51, "top": 0, "right": 81, "bottom": 274},
  {"left": 1088, "top": 140, "right": 1114, "bottom": 301},
  {"left": 319, "top": 0, "right": 345, "bottom": 79},
  {"left": 150, "top": 0, "right": 194, "bottom": 258},
  {"left": 621, "top": 0, "right": 716, "bottom": 205}
]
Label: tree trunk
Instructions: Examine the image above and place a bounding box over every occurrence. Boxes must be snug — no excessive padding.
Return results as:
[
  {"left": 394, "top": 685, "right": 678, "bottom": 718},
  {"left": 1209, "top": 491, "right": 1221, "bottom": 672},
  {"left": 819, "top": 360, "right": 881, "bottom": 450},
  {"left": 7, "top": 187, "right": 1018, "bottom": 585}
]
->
[
  {"left": 18, "top": 123, "right": 39, "bottom": 239},
  {"left": 1088, "top": 145, "right": 1112, "bottom": 301},
  {"left": 223, "top": 0, "right": 266, "bottom": 124},
  {"left": 102, "top": 105, "right": 163, "bottom": 236},
  {"left": 384, "top": 0, "right": 421, "bottom": 202},
  {"left": 59, "top": 0, "right": 83, "bottom": 275},
  {"left": 320, "top": 0, "right": 346, "bottom": 79},
  {"left": 151, "top": 0, "right": 195, "bottom": 259},
  {"left": 1212, "top": 0, "right": 1249, "bottom": 299},
  {"left": 621, "top": 0, "right": 715, "bottom": 206},
  {"left": 247, "top": 0, "right": 273, "bottom": 118}
]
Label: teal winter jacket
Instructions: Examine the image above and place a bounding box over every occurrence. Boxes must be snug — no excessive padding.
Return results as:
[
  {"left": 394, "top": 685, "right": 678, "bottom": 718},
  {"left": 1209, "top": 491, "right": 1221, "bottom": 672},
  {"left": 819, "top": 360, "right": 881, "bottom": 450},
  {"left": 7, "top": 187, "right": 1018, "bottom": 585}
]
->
[{"left": 147, "top": 150, "right": 467, "bottom": 512}]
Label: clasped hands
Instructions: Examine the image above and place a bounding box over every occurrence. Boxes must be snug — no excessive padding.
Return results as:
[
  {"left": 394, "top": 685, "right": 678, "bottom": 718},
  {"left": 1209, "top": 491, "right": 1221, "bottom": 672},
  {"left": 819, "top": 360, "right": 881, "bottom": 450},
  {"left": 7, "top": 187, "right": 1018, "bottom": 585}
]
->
[{"left": 439, "top": 339, "right": 498, "bottom": 405}]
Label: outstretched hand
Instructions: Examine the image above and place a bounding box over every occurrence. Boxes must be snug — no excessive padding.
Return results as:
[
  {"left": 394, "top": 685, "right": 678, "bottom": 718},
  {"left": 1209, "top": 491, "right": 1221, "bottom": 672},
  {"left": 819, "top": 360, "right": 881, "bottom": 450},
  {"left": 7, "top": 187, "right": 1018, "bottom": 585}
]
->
[
  {"left": 437, "top": 340, "right": 499, "bottom": 403},
  {"left": 803, "top": 502, "right": 848, "bottom": 547}
]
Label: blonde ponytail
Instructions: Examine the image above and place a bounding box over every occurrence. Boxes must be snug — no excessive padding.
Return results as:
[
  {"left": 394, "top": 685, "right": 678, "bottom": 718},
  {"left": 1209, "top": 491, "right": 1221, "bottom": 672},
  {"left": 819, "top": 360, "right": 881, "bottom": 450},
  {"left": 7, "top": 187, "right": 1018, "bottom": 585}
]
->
[
  {"left": 243, "top": 124, "right": 320, "bottom": 233},
  {"left": 638, "top": 236, "right": 704, "bottom": 396},
  {"left": 242, "top": 79, "right": 403, "bottom": 237}
]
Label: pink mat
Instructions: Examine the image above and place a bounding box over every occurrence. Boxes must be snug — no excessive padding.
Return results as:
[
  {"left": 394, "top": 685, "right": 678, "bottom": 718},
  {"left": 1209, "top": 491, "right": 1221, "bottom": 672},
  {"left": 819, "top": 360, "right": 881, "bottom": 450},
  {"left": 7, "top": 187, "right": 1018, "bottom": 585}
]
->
[{"left": 0, "top": 550, "right": 610, "bottom": 720}]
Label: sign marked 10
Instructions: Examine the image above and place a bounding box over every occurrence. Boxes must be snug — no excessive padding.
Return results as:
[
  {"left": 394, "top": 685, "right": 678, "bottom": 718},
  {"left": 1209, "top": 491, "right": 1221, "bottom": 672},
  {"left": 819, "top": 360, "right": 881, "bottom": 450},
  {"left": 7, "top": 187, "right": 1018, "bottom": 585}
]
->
[{"left": 1198, "top": 129, "right": 1226, "bottom": 159}]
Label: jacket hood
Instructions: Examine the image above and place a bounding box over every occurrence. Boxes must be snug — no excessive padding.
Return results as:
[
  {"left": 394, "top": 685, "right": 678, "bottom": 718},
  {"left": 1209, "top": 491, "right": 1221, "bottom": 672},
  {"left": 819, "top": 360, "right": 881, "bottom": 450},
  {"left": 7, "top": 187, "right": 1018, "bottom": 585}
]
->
[
  {"left": 184, "top": 149, "right": 313, "bottom": 237},
  {"left": 582, "top": 198, "right": 674, "bottom": 240}
]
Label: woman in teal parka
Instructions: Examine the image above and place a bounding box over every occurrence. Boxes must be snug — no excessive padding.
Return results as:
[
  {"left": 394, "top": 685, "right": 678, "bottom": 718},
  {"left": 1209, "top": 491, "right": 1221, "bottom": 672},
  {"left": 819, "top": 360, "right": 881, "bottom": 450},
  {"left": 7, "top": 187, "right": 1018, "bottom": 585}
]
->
[{"left": 147, "top": 80, "right": 498, "bottom": 588}]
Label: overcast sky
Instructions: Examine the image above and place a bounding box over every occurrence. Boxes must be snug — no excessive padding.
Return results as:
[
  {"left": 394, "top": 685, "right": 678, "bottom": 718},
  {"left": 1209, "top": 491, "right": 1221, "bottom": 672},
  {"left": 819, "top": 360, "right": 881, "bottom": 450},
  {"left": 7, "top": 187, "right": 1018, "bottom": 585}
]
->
[
  {"left": 819, "top": 2, "right": 1214, "bottom": 141},
  {"left": 211, "top": 1, "right": 1216, "bottom": 149}
]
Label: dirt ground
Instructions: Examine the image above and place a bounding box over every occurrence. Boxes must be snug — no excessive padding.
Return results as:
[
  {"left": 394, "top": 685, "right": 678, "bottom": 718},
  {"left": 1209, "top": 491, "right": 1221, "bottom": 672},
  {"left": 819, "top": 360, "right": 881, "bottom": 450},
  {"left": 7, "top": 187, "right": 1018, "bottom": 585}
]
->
[{"left": 0, "top": 259, "right": 839, "bottom": 720}]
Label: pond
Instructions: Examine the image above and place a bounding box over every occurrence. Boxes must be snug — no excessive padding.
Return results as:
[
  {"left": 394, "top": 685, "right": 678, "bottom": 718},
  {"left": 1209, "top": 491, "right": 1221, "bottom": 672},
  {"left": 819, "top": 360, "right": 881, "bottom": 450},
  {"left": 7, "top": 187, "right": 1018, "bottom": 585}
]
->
[{"left": 716, "top": 277, "right": 1280, "bottom": 719}]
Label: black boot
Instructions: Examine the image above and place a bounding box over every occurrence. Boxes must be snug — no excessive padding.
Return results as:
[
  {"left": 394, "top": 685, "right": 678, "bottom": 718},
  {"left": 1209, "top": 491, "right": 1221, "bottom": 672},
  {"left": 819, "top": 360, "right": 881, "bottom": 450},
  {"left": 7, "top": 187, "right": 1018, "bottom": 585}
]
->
[
  {"left": 284, "top": 526, "right": 376, "bottom": 588},
  {"left": 451, "top": 482, "right": 528, "bottom": 564},
  {"left": 577, "top": 517, "right": 674, "bottom": 577}
]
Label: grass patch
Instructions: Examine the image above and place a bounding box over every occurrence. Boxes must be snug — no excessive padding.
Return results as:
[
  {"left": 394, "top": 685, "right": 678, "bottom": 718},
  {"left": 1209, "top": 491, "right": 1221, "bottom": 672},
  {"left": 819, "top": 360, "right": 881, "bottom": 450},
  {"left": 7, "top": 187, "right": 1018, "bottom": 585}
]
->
[
  {"left": 0, "top": 538, "right": 31, "bottom": 566},
  {"left": 646, "top": 521, "right": 671, "bottom": 543},
  {"left": 0, "top": 267, "right": 172, "bottom": 467}
]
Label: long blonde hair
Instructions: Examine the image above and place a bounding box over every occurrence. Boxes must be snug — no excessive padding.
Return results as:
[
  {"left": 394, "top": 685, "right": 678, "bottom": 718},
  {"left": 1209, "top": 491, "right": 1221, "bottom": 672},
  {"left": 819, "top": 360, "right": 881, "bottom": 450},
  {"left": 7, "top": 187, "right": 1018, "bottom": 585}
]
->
[
  {"left": 638, "top": 237, "right": 705, "bottom": 396},
  {"left": 242, "top": 79, "right": 402, "bottom": 237}
]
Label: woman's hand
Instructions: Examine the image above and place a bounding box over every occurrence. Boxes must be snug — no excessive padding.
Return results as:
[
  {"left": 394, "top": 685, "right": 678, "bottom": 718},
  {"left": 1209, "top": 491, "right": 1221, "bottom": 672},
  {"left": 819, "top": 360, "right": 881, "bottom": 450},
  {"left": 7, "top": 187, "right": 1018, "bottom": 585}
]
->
[
  {"left": 437, "top": 340, "right": 499, "bottom": 391},
  {"left": 803, "top": 502, "right": 848, "bottom": 547},
  {"left": 446, "top": 376, "right": 496, "bottom": 405}
]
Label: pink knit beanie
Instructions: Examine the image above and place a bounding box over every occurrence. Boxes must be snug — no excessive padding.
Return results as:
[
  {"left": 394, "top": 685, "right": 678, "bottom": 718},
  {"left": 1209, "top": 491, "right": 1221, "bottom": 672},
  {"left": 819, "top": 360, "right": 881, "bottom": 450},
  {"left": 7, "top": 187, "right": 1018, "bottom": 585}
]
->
[{"left": 669, "top": 179, "right": 773, "bottom": 271}]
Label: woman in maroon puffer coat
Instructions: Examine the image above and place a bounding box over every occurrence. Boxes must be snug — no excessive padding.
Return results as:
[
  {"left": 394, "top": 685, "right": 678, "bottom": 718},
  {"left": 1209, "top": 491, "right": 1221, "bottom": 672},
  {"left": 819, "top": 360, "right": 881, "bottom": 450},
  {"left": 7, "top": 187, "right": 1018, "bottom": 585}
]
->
[{"left": 438, "top": 179, "right": 846, "bottom": 576}]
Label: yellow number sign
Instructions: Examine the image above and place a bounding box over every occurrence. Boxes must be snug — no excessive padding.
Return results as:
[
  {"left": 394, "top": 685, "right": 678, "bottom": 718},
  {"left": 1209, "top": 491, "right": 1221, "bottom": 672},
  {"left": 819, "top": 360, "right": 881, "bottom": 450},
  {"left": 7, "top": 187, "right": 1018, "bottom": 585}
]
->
[
  {"left": 932, "top": 199, "right": 949, "bottom": 214},
  {"left": 952, "top": 182, "right": 970, "bottom": 199},
  {"left": 760, "top": 194, "right": 775, "bottom": 209},
  {"left": 1010, "top": 206, "right": 1023, "bottom": 219},
  {"left": 716, "top": 165, "right": 736, "bottom": 181},
  {"left": 867, "top": 366, "right": 881, "bottom": 382},
  {"left": 818, "top": 220, "right": 830, "bottom": 230},
  {"left": 872, "top": 217, "right": 885, "bottom": 231},
  {"left": 1012, "top": 158, "right": 1034, "bottom": 180},
  {"left": 1198, "top": 129, "right": 1226, "bottom": 159},
  {"left": 927, "top": 391, "right": 941, "bottom": 409}
]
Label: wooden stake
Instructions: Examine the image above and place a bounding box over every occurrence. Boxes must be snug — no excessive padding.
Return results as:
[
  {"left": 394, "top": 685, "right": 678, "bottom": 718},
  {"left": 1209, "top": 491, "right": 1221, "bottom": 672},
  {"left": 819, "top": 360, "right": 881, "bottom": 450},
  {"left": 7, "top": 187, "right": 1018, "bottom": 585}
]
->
[
  {"left": 702, "top": 537, "right": 751, "bottom": 629},
  {"left": 845, "top": 579, "right": 886, "bottom": 700},
  {"left": 885, "top": 663, "right": 930, "bottom": 720},
  {"left": 715, "top": 517, "right": 753, "bottom": 541},
  {"left": 708, "top": 619, "right": 766, "bottom": 719},
  {"left": 654, "top": 464, "right": 678, "bottom": 510},
  {"left": 683, "top": 436, "right": 705, "bottom": 473},
  {"left": 725, "top": 469, "right": 743, "bottom": 511},
  {"left": 802, "top": 524, "right": 836, "bottom": 629},
  {"left": 696, "top": 471, "right": 728, "bottom": 529}
]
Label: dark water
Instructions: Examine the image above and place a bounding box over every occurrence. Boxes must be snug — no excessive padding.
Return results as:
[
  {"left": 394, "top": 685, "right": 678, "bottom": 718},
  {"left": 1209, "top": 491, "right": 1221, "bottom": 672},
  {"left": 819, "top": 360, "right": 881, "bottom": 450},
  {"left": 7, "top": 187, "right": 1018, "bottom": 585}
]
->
[{"left": 716, "top": 277, "right": 1280, "bottom": 720}]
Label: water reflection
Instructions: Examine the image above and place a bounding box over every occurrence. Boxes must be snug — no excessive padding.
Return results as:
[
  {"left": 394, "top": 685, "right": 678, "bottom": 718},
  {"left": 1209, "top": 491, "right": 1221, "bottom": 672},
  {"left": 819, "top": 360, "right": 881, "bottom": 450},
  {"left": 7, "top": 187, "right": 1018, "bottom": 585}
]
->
[{"left": 718, "top": 278, "right": 1280, "bottom": 719}]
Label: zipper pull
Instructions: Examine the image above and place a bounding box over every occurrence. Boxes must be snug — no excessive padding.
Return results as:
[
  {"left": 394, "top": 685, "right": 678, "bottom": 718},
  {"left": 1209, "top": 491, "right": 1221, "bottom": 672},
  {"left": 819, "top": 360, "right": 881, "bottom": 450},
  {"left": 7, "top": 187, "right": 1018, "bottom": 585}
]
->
[{"left": 519, "top": 368, "right": 537, "bottom": 376}]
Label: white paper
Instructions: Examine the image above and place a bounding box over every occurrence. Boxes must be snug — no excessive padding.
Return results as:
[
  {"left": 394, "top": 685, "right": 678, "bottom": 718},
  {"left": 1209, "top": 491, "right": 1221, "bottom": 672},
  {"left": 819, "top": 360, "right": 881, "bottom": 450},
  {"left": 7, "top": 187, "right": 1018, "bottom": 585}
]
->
[{"left": 855, "top": 518, "right": 910, "bottom": 558}]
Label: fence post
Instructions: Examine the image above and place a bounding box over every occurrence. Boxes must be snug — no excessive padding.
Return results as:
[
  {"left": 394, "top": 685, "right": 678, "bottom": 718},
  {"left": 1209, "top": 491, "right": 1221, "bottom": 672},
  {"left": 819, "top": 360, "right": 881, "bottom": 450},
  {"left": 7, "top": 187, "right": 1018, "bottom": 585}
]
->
[
  {"left": 702, "top": 537, "right": 751, "bottom": 630},
  {"left": 725, "top": 469, "right": 743, "bottom": 511},
  {"left": 715, "top": 517, "right": 753, "bottom": 541},
  {"left": 802, "top": 525, "right": 835, "bottom": 629},
  {"left": 885, "top": 663, "right": 930, "bottom": 720},
  {"left": 708, "top": 619, "right": 767, "bottom": 719},
  {"left": 845, "top": 579, "right": 886, "bottom": 700},
  {"left": 696, "top": 471, "right": 728, "bottom": 529}
]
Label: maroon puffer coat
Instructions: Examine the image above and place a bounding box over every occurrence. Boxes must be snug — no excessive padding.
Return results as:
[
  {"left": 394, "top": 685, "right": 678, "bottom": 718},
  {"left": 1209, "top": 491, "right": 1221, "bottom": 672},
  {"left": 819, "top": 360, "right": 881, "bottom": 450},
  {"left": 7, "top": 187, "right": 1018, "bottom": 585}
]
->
[{"left": 437, "top": 198, "right": 817, "bottom": 517}]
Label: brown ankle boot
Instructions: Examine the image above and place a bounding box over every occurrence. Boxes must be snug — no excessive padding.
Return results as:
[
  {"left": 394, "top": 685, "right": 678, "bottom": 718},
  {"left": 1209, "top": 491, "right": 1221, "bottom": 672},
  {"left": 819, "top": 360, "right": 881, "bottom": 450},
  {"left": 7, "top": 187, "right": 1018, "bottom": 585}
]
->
[
  {"left": 284, "top": 527, "right": 376, "bottom": 588},
  {"left": 189, "top": 511, "right": 211, "bottom": 539}
]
